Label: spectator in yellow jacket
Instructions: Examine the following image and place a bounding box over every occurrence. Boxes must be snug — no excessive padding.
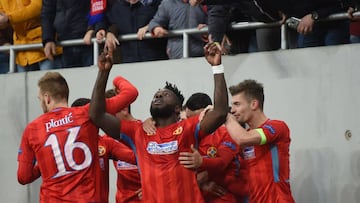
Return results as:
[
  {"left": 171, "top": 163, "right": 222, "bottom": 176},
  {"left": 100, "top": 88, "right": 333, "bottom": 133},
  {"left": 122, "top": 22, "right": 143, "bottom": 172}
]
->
[{"left": 0, "top": 0, "right": 62, "bottom": 72}]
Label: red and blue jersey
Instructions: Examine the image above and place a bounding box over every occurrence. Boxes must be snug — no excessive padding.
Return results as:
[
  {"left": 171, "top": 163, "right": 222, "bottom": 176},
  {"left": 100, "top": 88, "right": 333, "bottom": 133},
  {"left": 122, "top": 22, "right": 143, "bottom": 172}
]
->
[
  {"left": 243, "top": 119, "right": 294, "bottom": 203},
  {"left": 120, "top": 115, "right": 205, "bottom": 203}
]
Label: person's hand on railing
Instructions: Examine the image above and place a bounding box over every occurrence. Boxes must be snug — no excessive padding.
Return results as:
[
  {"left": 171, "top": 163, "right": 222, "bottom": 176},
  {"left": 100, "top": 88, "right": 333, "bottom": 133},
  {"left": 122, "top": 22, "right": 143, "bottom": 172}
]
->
[
  {"left": 137, "top": 25, "right": 149, "bottom": 40},
  {"left": 297, "top": 14, "right": 314, "bottom": 34},
  {"left": 83, "top": 30, "right": 94, "bottom": 45},
  {"left": 96, "top": 29, "right": 106, "bottom": 43},
  {"left": 348, "top": 7, "right": 360, "bottom": 20},
  {"left": 279, "top": 11, "right": 287, "bottom": 24},
  {"left": 104, "top": 32, "right": 120, "bottom": 54},
  {"left": 221, "top": 35, "right": 231, "bottom": 55},
  {"left": 152, "top": 26, "right": 169, "bottom": 38},
  {"left": 44, "top": 42, "right": 57, "bottom": 61},
  {"left": 197, "top": 24, "right": 209, "bottom": 43}
]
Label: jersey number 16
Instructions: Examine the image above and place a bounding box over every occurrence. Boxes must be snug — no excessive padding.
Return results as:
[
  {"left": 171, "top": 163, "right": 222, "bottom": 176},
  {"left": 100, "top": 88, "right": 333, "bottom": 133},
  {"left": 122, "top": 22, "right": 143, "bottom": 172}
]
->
[{"left": 45, "top": 126, "right": 92, "bottom": 178}]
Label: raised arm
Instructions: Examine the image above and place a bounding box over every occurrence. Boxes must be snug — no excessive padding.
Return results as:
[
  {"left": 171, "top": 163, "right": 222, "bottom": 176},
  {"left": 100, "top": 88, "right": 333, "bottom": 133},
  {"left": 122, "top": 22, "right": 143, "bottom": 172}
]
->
[
  {"left": 89, "top": 52, "right": 122, "bottom": 139},
  {"left": 105, "top": 76, "right": 138, "bottom": 115},
  {"left": 199, "top": 42, "right": 229, "bottom": 134}
]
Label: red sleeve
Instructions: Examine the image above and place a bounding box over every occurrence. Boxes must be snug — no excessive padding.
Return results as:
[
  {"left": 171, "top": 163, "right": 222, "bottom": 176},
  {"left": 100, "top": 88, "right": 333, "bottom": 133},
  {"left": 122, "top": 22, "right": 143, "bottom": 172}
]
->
[
  {"left": 104, "top": 135, "right": 136, "bottom": 165},
  {"left": 120, "top": 120, "right": 141, "bottom": 141},
  {"left": 104, "top": 76, "right": 139, "bottom": 115},
  {"left": 201, "top": 129, "right": 238, "bottom": 173},
  {"left": 262, "top": 120, "right": 289, "bottom": 144},
  {"left": 17, "top": 127, "right": 40, "bottom": 184}
]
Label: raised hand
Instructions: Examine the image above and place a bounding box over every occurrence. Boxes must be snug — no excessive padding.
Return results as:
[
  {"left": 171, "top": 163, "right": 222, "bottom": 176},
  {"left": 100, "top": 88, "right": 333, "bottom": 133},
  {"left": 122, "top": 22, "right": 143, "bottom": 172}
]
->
[
  {"left": 98, "top": 50, "right": 113, "bottom": 71},
  {"left": 204, "top": 41, "right": 222, "bottom": 66}
]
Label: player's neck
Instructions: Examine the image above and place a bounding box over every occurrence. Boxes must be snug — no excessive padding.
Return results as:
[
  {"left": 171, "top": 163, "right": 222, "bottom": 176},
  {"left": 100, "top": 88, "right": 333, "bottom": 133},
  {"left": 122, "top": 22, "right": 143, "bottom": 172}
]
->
[
  {"left": 154, "top": 115, "right": 179, "bottom": 128},
  {"left": 48, "top": 102, "right": 68, "bottom": 112},
  {"left": 247, "top": 112, "right": 268, "bottom": 129}
]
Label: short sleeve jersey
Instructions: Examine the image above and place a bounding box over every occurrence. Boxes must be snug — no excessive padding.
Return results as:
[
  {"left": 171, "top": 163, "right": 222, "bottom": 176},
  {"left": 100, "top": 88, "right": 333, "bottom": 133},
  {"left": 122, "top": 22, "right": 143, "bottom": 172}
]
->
[
  {"left": 18, "top": 106, "right": 99, "bottom": 203},
  {"left": 242, "top": 119, "right": 294, "bottom": 203},
  {"left": 120, "top": 116, "right": 205, "bottom": 203}
]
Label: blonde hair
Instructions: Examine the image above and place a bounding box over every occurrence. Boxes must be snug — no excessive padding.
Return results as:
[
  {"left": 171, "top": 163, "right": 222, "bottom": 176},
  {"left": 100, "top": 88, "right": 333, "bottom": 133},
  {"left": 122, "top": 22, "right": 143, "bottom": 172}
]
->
[{"left": 38, "top": 72, "right": 69, "bottom": 102}]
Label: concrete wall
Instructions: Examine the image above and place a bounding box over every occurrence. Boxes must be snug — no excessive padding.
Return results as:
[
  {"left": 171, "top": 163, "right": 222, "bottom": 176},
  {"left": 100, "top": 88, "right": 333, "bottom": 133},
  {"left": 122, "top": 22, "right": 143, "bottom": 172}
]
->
[{"left": 1, "top": 44, "right": 359, "bottom": 203}]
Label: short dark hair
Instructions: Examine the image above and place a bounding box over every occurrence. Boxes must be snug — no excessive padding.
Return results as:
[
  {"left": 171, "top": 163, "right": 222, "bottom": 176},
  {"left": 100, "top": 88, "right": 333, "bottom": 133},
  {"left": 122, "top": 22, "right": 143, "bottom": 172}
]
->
[
  {"left": 71, "top": 98, "right": 91, "bottom": 107},
  {"left": 105, "top": 89, "right": 117, "bottom": 98},
  {"left": 164, "top": 81, "right": 184, "bottom": 106},
  {"left": 229, "top": 79, "right": 264, "bottom": 110},
  {"left": 185, "top": 92, "right": 212, "bottom": 111}
]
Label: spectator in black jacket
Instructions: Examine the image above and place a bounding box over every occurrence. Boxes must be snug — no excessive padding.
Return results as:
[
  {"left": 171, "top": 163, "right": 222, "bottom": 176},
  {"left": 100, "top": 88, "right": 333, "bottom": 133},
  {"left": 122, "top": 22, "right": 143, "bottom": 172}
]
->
[
  {"left": 41, "top": 0, "right": 93, "bottom": 68},
  {"left": 288, "top": 0, "right": 349, "bottom": 48},
  {"left": 95, "top": 0, "right": 168, "bottom": 63},
  {"left": 190, "top": 0, "right": 289, "bottom": 52}
]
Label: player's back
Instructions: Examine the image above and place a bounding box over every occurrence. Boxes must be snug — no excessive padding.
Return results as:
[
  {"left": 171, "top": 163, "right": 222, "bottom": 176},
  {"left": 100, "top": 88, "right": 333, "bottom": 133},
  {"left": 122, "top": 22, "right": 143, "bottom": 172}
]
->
[{"left": 25, "top": 106, "right": 99, "bottom": 202}]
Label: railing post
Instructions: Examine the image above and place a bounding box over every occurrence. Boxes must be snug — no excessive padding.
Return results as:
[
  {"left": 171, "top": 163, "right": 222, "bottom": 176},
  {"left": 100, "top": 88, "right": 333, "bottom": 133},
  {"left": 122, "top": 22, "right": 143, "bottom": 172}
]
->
[
  {"left": 93, "top": 40, "right": 99, "bottom": 66},
  {"left": 9, "top": 48, "right": 16, "bottom": 73},
  {"left": 183, "top": 32, "right": 189, "bottom": 58},
  {"left": 281, "top": 24, "right": 287, "bottom": 50}
]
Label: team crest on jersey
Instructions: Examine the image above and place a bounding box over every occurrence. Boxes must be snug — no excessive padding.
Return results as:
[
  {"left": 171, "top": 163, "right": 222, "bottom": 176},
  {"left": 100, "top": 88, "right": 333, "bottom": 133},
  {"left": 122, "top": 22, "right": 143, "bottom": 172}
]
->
[
  {"left": 207, "top": 146, "right": 217, "bottom": 158},
  {"left": 243, "top": 146, "right": 256, "bottom": 160},
  {"left": 116, "top": 160, "right": 138, "bottom": 170},
  {"left": 173, "top": 126, "right": 183, "bottom": 135},
  {"left": 98, "top": 145, "right": 106, "bottom": 156},
  {"left": 147, "top": 141, "right": 178, "bottom": 154}
]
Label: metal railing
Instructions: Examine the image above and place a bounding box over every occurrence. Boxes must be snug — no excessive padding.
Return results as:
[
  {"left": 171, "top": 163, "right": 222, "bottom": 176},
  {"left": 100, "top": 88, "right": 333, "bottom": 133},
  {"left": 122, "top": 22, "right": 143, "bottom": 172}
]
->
[{"left": 0, "top": 11, "right": 358, "bottom": 74}]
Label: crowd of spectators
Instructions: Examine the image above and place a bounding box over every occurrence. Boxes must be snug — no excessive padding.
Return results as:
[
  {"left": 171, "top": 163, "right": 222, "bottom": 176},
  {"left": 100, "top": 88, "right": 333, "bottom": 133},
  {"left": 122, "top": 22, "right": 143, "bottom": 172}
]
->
[{"left": 0, "top": 0, "right": 359, "bottom": 74}]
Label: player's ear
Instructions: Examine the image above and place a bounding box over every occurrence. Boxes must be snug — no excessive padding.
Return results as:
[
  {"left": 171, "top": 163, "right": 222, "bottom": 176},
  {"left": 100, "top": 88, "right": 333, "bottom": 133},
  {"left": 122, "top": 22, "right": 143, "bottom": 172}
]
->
[
  {"left": 175, "top": 105, "right": 181, "bottom": 114},
  {"left": 250, "top": 99, "right": 258, "bottom": 110},
  {"left": 44, "top": 93, "right": 51, "bottom": 104}
]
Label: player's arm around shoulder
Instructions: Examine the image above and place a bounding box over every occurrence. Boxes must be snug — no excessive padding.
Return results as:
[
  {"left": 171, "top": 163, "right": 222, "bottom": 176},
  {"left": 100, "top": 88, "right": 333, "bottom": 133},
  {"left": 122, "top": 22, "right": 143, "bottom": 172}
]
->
[{"left": 225, "top": 114, "right": 262, "bottom": 147}]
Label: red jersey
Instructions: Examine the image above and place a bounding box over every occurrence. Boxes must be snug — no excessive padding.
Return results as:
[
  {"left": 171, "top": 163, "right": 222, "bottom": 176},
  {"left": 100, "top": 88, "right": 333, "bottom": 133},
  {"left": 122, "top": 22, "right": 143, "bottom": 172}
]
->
[
  {"left": 113, "top": 138, "right": 141, "bottom": 203},
  {"left": 17, "top": 76, "right": 138, "bottom": 203},
  {"left": 198, "top": 126, "right": 248, "bottom": 203},
  {"left": 97, "top": 135, "right": 136, "bottom": 203},
  {"left": 243, "top": 119, "right": 294, "bottom": 203},
  {"left": 120, "top": 116, "right": 205, "bottom": 203}
]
